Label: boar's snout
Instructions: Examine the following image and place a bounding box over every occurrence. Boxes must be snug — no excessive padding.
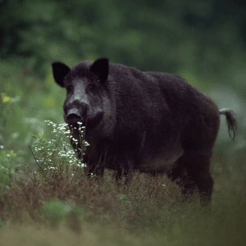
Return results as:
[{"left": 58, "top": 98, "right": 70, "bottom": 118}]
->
[{"left": 66, "top": 108, "right": 83, "bottom": 125}]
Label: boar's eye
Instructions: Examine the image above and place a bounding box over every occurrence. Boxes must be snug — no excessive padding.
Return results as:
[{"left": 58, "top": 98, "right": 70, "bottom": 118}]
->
[{"left": 66, "top": 85, "right": 73, "bottom": 93}]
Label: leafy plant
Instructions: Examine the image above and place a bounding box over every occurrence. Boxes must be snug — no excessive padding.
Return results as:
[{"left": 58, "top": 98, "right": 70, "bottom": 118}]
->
[
  {"left": 42, "top": 199, "right": 70, "bottom": 228},
  {"left": 0, "top": 148, "right": 20, "bottom": 193}
]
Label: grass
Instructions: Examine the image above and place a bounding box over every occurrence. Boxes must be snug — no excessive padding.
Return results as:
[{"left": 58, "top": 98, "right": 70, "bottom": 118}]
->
[{"left": 0, "top": 167, "right": 245, "bottom": 245}]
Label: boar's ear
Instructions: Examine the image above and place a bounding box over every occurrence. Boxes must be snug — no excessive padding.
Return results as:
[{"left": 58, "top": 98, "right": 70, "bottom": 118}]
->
[
  {"left": 52, "top": 62, "right": 70, "bottom": 87},
  {"left": 90, "top": 58, "right": 109, "bottom": 83}
]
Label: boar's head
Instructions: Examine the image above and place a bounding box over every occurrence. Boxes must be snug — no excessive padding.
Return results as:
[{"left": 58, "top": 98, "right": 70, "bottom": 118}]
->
[{"left": 52, "top": 58, "right": 109, "bottom": 129}]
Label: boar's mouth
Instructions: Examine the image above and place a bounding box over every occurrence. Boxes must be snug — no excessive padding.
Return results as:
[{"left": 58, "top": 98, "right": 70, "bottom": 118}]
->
[{"left": 65, "top": 108, "right": 104, "bottom": 129}]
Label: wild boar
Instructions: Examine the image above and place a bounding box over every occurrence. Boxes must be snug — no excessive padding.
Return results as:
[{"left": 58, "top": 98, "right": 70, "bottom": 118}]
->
[{"left": 52, "top": 58, "right": 236, "bottom": 206}]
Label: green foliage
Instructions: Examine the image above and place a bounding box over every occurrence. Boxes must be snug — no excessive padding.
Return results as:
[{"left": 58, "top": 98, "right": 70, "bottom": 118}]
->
[
  {"left": 0, "top": 149, "right": 20, "bottom": 193},
  {"left": 0, "top": 90, "right": 23, "bottom": 149},
  {"left": 0, "top": 59, "right": 66, "bottom": 163},
  {"left": 1, "top": 0, "right": 246, "bottom": 78},
  {"left": 42, "top": 199, "right": 69, "bottom": 227}
]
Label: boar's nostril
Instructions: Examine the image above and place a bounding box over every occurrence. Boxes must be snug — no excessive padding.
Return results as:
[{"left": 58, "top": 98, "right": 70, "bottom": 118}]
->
[
  {"left": 67, "top": 113, "right": 81, "bottom": 120},
  {"left": 66, "top": 113, "right": 82, "bottom": 125},
  {"left": 66, "top": 109, "right": 83, "bottom": 125}
]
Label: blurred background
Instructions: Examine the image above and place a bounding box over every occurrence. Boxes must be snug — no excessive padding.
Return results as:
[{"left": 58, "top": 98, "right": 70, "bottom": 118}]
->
[{"left": 0, "top": 0, "right": 245, "bottom": 192}]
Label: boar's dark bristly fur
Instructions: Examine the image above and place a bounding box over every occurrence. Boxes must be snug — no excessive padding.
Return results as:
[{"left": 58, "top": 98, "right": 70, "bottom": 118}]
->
[{"left": 52, "top": 58, "right": 237, "bottom": 206}]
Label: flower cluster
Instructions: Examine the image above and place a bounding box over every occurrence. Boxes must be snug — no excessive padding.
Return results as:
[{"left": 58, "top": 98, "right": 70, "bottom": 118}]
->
[{"left": 32, "top": 120, "right": 89, "bottom": 175}]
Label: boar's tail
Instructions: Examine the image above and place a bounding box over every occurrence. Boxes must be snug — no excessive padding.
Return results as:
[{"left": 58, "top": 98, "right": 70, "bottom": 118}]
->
[{"left": 219, "top": 108, "right": 237, "bottom": 140}]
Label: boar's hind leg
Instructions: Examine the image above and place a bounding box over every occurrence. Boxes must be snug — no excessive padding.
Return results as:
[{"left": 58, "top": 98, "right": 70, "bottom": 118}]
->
[
  {"left": 167, "top": 164, "right": 197, "bottom": 198},
  {"left": 183, "top": 153, "right": 214, "bottom": 206}
]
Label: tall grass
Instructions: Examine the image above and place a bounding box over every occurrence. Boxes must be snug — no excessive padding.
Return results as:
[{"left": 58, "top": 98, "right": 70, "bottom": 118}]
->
[{"left": 0, "top": 169, "right": 245, "bottom": 245}]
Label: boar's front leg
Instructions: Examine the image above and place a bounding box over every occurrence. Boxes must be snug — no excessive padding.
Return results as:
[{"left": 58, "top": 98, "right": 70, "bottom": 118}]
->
[
  {"left": 83, "top": 154, "right": 105, "bottom": 178},
  {"left": 115, "top": 155, "right": 134, "bottom": 185}
]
